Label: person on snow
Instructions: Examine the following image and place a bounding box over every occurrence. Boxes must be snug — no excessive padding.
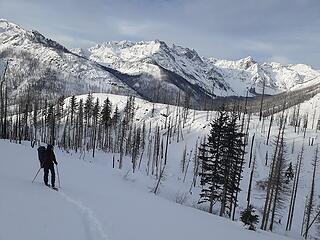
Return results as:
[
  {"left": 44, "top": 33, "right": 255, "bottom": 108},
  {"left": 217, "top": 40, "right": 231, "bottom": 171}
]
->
[{"left": 43, "top": 144, "right": 58, "bottom": 188}]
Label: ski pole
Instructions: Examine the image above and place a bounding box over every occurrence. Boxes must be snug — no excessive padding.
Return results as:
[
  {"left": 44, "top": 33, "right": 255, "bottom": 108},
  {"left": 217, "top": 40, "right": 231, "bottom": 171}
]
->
[
  {"left": 56, "top": 164, "right": 61, "bottom": 188},
  {"left": 32, "top": 167, "right": 41, "bottom": 183}
]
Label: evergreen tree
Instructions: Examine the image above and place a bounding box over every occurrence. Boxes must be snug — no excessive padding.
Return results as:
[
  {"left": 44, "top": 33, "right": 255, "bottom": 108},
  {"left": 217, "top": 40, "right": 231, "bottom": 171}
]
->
[
  {"left": 92, "top": 98, "right": 100, "bottom": 157},
  {"left": 84, "top": 93, "right": 94, "bottom": 147},
  {"left": 46, "top": 104, "right": 55, "bottom": 145},
  {"left": 285, "top": 162, "right": 294, "bottom": 183},
  {"left": 198, "top": 109, "right": 245, "bottom": 217},
  {"left": 101, "top": 97, "right": 112, "bottom": 128},
  {"left": 76, "top": 99, "right": 84, "bottom": 150},
  {"left": 112, "top": 105, "right": 120, "bottom": 126},
  {"left": 84, "top": 93, "right": 94, "bottom": 126},
  {"left": 198, "top": 110, "right": 228, "bottom": 213},
  {"left": 32, "top": 101, "right": 39, "bottom": 143},
  {"left": 219, "top": 113, "right": 245, "bottom": 217},
  {"left": 55, "top": 96, "right": 65, "bottom": 146},
  {"left": 68, "top": 95, "right": 78, "bottom": 149},
  {"left": 69, "top": 95, "right": 77, "bottom": 126},
  {"left": 100, "top": 97, "right": 112, "bottom": 149},
  {"left": 240, "top": 205, "right": 259, "bottom": 230}
]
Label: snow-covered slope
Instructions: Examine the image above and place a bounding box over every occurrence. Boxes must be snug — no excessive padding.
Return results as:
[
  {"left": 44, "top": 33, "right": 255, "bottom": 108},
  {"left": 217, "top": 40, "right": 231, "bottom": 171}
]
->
[
  {"left": 2, "top": 90, "right": 320, "bottom": 239},
  {"left": 58, "top": 92, "right": 319, "bottom": 239},
  {"left": 68, "top": 93, "right": 320, "bottom": 239},
  {"left": 0, "top": 19, "right": 137, "bottom": 98},
  {"left": 0, "top": 140, "right": 291, "bottom": 240}
]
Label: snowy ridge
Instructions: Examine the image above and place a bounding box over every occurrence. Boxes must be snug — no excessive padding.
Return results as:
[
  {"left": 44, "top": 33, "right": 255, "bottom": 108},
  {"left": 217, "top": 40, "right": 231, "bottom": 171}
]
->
[
  {"left": 87, "top": 40, "right": 320, "bottom": 97},
  {"left": 0, "top": 19, "right": 138, "bottom": 98},
  {"left": 87, "top": 40, "right": 231, "bottom": 97},
  {"left": 1, "top": 19, "right": 320, "bottom": 106}
]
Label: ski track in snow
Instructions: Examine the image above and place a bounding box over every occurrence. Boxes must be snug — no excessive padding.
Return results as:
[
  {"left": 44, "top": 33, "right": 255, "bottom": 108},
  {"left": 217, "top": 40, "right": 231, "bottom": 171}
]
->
[{"left": 57, "top": 191, "right": 110, "bottom": 240}]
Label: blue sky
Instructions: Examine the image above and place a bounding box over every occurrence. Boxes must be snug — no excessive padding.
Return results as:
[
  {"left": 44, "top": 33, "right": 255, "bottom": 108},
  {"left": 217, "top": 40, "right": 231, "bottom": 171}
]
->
[{"left": 1, "top": 0, "right": 320, "bottom": 68}]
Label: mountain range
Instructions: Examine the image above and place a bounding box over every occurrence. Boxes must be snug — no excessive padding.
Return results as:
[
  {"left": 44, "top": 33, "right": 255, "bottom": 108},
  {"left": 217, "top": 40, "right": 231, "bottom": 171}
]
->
[{"left": 1, "top": 19, "right": 320, "bottom": 106}]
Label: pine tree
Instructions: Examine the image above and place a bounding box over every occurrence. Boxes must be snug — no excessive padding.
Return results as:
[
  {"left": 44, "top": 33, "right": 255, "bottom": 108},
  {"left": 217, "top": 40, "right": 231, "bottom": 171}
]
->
[
  {"left": 101, "top": 97, "right": 112, "bottom": 149},
  {"left": 198, "top": 109, "right": 228, "bottom": 214},
  {"left": 112, "top": 105, "right": 120, "bottom": 126},
  {"left": 46, "top": 104, "right": 55, "bottom": 145},
  {"left": 219, "top": 113, "right": 245, "bottom": 217},
  {"left": 285, "top": 162, "right": 294, "bottom": 183},
  {"left": 76, "top": 99, "right": 84, "bottom": 151},
  {"left": 131, "top": 124, "right": 139, "bottom": 172},
  {"left": 55, "top": 96, "right": 65, "bottom": 146},
  {"left": 84, "top": 93, "right": 94, "bottom": 123},
  {"left": 32, "top": 101, "right": 39, "bottom": 143},
  {"left": 84, "top": 93, "right": 94, "bottom": 140},
  {"left": 199, "top": 109, "right": 243, "bottom": 217},
  {"left": 240, "top": 205, "right": 259, "bottom": 230},
  {"left": 69, "top": 95, "right": 78, "bottom": 149},
  {"left": 92, "top": 98, "right": 100, "bottom": 157},
  {"left": 119, "top": 119, "right": 127, "bottom": 169}
]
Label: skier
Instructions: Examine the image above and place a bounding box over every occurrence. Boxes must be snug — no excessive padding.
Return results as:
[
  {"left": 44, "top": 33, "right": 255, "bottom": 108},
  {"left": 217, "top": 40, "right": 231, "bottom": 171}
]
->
[{"left": 43, "top": 144, "right": 58, "bottom": 188}]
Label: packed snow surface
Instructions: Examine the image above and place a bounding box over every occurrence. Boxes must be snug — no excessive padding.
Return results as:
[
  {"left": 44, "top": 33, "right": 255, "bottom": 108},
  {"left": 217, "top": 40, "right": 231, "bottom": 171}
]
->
[{"left": 0, "top": 140, "right": 291, "bottom": 240}]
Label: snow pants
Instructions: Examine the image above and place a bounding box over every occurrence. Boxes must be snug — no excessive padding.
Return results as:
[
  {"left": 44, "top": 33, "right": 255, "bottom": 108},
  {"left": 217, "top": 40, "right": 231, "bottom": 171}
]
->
[{"left": 43, "top": 165, "right": 55, "bottom": 187}]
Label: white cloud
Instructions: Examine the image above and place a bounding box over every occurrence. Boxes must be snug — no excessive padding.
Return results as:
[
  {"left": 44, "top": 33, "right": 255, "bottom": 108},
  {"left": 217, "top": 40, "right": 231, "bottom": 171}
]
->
[
  {"left": 269, "top": 55, "right": 290, "bottom": 64},
  {"left": 243, "top": 40, "right": 274, "bottom": 53},
  {"left": 116, "top": 20, "right": 150, "bottom": 36},
  {"left": 54, "top": 34, "right": 97, "bottom": 48}
]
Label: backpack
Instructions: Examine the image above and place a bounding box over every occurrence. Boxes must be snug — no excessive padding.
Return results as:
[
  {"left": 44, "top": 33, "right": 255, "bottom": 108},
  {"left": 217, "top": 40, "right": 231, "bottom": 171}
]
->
[{"left": 37, "top": 146, "right": 47, "bottom": 168}]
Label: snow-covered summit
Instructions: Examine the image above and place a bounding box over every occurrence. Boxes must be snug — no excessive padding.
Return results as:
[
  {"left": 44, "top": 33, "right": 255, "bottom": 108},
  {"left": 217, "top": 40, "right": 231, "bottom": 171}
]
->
[
  {"left": 87, "top": 40, "right": 230, "bottom": 96},
  {"left": 89, "top": 40, "right": 165, "bottom": 63},
  {"left": 0, "top": 19, "right": 25, "bottom": 32},
  {"left": 0, "top": 20, "right": 138, "bottom": 99},
  {"left": 0, "top": 19, "right": 67, "bottom": 52}
]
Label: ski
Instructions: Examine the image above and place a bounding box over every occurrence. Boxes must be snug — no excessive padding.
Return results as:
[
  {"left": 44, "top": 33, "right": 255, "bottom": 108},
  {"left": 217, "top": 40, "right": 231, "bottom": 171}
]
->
[
  {"left": 45, "top": 184, "right": 59, "bottom": 191},
  {"left": 51, "top": 187, "right": 59, "bottom": 191}
]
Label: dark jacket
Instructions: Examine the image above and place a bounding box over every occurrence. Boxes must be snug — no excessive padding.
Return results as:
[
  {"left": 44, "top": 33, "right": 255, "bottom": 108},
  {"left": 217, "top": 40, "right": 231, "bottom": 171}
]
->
[{"left": 43, "top": 145, "right": 57, "bottom": 168}]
